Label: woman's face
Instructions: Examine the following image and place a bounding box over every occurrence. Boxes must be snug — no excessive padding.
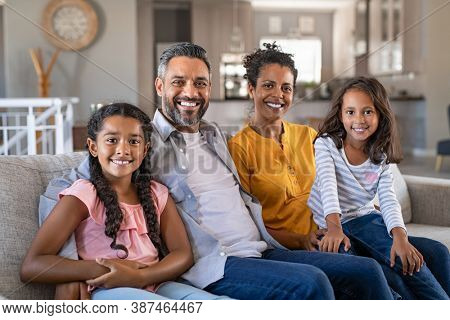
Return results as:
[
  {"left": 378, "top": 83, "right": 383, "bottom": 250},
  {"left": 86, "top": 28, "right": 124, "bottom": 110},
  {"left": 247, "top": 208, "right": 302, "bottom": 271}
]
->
[{"left": 249, "top": 63, "right": 294, "bottom": 123}]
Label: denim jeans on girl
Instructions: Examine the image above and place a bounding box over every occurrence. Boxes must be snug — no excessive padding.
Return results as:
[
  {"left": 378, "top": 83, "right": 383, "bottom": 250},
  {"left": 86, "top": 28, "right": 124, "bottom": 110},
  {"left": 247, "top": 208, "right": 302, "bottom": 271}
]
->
[
  {"left": 205, "top": 249, "right": 394, "bottom": 300},
  {"left": 342, "top": 213, "right": 449, "bottom": 300},
  {"left": 92, "top": 281, "right": 231, "bottom": 300}
]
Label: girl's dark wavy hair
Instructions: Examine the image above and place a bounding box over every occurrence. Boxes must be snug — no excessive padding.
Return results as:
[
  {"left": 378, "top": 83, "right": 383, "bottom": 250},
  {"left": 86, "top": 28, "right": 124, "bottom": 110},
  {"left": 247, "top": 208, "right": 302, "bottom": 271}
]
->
[
  {"left": 316, "top": 77, "right": 402, "bottom": 164},
  {"left": 87, "top": 102, "right": 167, "bottom": 259},
  {"left": 243, "top": 42, "right": 298, "bottom": 88}
]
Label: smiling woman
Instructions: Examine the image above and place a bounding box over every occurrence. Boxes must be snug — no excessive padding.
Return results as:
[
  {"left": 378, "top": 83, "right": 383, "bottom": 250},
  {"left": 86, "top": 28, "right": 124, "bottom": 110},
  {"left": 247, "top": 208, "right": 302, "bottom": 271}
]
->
[{"left": 228, "top": 43, "right": 319, "bottom": 245}]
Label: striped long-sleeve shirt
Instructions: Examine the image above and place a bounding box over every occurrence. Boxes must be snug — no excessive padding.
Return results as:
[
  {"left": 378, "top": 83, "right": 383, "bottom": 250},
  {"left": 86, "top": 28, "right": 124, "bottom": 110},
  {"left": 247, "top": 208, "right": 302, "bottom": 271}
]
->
[{"left": 307, "top": 136, "right": 406, "bottom": 234}]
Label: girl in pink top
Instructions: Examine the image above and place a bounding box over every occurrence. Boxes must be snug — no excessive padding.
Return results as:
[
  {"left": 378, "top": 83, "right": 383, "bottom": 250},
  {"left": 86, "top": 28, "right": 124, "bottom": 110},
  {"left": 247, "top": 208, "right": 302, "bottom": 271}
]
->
[{"left": 21, "top": 103, "right": 221, "bottom": 300}]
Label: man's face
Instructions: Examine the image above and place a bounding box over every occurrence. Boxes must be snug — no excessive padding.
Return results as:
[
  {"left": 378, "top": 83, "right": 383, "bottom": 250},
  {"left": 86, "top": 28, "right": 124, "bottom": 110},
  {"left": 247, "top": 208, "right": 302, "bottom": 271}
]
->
[{"left": 155, "top": 56, "right": 211, "bottom": 132}]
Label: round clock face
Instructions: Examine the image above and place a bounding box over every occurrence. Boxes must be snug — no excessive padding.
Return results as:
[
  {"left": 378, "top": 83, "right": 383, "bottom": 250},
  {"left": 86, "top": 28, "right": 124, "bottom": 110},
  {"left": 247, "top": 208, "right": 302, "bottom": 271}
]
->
[
  {"left": 53, "top": 6, "right": 89, "bottom": 41},
  {"left": 43, "top": 0, "right": 98, "bottom": 51}
]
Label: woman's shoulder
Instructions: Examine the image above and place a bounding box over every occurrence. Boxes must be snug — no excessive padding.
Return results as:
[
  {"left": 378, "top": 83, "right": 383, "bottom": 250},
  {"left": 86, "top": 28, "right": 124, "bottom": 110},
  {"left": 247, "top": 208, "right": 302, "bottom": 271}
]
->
[
  {"left": 228, "top": 125, "right": 254, "bottom": 142},
  {"left": 284, "top": 122, "right": 317, "bottom": 137},
  {"left": 228, "top": 125, "right": 257, "bottom": 151}
]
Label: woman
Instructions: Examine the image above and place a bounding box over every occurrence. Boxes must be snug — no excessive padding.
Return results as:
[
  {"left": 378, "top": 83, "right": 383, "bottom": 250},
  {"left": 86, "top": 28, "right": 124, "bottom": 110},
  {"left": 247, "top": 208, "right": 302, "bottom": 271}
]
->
[
  {"left": 228, "top": 43, "right": 449, "bottom": 299},
  {"left": 228, "top": 43, "right": 321, "bottom": 251}
]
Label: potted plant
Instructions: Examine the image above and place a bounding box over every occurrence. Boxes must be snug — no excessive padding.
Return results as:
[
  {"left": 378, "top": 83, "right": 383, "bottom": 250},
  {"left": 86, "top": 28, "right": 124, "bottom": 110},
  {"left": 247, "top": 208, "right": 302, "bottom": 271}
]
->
[{"left": 302, "top": 81, "right": 317, "bottom": 100}]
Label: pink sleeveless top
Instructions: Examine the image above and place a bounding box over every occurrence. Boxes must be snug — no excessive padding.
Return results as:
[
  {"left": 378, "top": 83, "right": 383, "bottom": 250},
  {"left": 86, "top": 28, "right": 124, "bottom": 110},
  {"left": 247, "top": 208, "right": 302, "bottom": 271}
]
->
[{"left": 59, "top": 179, "right": 168, "bottom": 292}]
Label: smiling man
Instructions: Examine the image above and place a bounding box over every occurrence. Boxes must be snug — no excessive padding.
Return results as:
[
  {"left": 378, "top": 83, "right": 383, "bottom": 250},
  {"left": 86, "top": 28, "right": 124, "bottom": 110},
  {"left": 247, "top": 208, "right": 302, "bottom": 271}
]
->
[{"left": 156, "top": 55, "right": 210, "bottom": 129}]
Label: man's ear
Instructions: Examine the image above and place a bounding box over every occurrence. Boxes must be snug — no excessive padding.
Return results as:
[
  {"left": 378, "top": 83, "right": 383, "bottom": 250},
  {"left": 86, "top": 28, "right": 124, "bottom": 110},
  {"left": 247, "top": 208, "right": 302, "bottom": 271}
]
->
[
  {"left": 87, "top": 138, "right": 98, "bottom": 157},
  {"left": 155, "top": 77, "right": 163, "bottom": 97}
]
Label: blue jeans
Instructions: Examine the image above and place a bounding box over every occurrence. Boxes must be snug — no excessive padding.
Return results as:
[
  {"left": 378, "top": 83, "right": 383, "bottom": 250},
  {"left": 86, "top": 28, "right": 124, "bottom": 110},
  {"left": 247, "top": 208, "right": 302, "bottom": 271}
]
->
[
  {"left": 92, "top": 281, "right": 230, "bottom": 300},
  {"left": 342, "top": 214, "right": 449, "bottom": 300},
  {"left": 205, "top": 249, "right": 393, "bottom": 300}
]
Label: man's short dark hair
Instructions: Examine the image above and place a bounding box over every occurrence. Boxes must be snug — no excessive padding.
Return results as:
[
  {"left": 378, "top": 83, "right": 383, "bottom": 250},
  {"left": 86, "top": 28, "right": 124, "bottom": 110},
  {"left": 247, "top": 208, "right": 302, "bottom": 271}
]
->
[{"left": 157, "top": 42, "right": 211, "bottom": 79}]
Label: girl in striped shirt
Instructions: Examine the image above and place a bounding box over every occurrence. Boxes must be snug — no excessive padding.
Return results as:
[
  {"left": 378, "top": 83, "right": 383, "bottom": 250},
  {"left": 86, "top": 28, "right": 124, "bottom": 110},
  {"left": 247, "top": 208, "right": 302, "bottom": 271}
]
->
[{"left": 308, "top": 77, "right": 449, "bottom": 299}]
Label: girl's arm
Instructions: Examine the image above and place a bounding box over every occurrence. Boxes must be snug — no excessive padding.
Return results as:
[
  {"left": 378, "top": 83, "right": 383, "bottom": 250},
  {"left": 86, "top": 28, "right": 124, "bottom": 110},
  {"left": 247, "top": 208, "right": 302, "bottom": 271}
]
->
[
  {"left": 321, "top": 213, "right": 351, "bottom": 253},
  {"left": 377, "top": 165, "right": 406, "bottom": 233},
  {"left": 20, "top": 195, "right": 110, "bottom": 283},
  {"left": 377, "top": 165, "right": 424, "bottom": 275},
  {"left": 313, "top": 138, "right": 351, "bottom": 253},
  {"left": 86, "top": 195, "right": 193, "bottom": 288}
]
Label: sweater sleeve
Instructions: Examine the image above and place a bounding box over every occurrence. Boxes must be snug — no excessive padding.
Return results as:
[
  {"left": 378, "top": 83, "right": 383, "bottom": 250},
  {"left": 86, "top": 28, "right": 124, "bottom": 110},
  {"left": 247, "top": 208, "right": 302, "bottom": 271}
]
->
[
  {"left": 377, "top": 164, "right": 406, "bottom": 234},
  {"left": 314, "top": 137, "right": 342, "bottom": 218}
]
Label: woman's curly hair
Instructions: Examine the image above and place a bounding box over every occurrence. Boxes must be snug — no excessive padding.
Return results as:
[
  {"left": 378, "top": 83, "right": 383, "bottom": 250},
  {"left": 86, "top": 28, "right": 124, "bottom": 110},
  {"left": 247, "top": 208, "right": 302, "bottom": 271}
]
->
[
  {"left": 87, "top": 103, "right": 167, "bottom": 259},
  {"left": 316, "top": 77, "right": 402, "bottom": 164},
  {"left": 243, "top": 42, "right": 298, "bottom": 88}
]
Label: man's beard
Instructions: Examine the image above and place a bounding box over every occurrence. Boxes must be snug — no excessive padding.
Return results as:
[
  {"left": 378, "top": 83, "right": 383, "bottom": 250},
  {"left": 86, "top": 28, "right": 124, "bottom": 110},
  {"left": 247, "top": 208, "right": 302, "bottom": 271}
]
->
[{"left": 163, "top": 96, "right": 208, "bottom": 126}]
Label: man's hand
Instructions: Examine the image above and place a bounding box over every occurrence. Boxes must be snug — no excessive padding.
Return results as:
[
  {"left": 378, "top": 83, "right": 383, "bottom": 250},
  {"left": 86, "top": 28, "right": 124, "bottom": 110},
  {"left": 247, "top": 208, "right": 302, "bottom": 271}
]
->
[
  {"left": 54, "top": 282, "right": 90, "bottom": 300},
  {"left": 390, "top": 227, "right": 424, "bottom": 275},
  {"left": 86, "top": 258, "right": 147, "bottom": 289}
]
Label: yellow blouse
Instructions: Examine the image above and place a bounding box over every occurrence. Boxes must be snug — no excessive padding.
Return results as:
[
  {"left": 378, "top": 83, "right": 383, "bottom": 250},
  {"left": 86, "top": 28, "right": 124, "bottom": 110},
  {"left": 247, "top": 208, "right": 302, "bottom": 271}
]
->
[{"left": 228, "top": 121, "right": 318, "bottom": 235}]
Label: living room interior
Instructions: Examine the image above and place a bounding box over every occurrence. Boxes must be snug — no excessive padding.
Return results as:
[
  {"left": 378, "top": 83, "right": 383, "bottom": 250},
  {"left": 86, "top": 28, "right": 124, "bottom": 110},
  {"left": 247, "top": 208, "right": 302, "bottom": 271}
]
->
[
  {"left": 0, "top": 0, "right": 449, "bottom": 301},
  {"left": 0, "top": 0, "right": 449, "bottom": 177}
]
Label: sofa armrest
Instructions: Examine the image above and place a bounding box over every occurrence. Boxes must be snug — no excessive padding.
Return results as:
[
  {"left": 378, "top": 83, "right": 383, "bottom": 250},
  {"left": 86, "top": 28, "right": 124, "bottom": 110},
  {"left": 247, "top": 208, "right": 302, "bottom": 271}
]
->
[{"left": 403, "top": 175, "right": 450, "bottom": 227}]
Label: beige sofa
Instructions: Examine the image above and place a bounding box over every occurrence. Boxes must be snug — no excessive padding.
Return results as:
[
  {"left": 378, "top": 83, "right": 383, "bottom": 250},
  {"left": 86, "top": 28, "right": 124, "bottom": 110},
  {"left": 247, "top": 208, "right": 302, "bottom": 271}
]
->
[{"left": 0, "top": 152, "right": 449, "bottom": 299}]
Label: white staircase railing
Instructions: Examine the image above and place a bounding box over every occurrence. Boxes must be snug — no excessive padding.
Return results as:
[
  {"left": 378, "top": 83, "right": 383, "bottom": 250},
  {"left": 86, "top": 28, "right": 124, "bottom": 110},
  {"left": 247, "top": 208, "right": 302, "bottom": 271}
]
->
[{"left": 0, "top": 97, "right": 79, "bottom": 155}]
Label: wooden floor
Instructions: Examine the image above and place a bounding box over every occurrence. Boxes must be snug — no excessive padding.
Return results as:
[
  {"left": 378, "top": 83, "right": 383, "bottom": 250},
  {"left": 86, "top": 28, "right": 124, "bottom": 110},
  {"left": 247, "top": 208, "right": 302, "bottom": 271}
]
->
[{"left": 398, "top": 155, "right": 450, "bottom": 180}]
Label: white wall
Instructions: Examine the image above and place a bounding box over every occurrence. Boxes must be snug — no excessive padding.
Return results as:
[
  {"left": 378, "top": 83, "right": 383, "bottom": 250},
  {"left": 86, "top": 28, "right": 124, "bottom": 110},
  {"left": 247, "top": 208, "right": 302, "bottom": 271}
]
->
[
  {"left": 333, "top": 1, "right": 355, "bottom": 78},
  {"left": 423, "top": 0, "right": 450, "bottom": 152},
  {"left": 3, "top": 0, "right": 138, "bottom": 125},
  {"left": 192, "top": 0, "right": 253, "bottom": 100}
]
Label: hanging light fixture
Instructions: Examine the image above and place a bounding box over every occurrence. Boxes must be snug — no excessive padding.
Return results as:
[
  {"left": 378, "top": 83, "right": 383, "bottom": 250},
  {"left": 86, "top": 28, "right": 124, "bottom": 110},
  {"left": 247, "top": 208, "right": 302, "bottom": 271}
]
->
[{"left": 229, "top": 0, "right": 244, "bottom": 53}]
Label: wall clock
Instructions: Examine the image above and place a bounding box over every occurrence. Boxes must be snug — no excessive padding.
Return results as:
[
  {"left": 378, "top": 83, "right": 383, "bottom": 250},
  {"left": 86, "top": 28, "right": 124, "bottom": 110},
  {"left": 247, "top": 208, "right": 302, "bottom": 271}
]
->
[{"left": 42, "top": 0, "right": 99, "bottom": 51}]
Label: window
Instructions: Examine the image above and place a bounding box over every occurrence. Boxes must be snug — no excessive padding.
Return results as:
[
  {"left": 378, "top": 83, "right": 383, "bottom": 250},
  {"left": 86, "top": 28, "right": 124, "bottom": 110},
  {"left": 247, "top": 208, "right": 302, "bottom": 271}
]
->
[{"left": 260, "top": 38, "right": 322, "bottom": 83}]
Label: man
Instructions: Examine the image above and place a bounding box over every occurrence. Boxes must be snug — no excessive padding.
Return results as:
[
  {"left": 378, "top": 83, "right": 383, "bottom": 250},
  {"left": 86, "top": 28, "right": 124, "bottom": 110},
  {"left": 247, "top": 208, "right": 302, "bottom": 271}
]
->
[{"left": 40, "top": 43, "right": 393, "bottom": 300}]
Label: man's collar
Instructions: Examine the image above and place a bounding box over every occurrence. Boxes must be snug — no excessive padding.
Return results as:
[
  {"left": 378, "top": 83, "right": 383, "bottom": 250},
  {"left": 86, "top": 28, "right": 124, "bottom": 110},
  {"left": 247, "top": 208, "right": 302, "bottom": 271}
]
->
[
  {"left": 152, "top": 109, "right": 177, "bottom": 141},
  {"left": 152, "top": 108, "right": 217, "bottom": 141}
]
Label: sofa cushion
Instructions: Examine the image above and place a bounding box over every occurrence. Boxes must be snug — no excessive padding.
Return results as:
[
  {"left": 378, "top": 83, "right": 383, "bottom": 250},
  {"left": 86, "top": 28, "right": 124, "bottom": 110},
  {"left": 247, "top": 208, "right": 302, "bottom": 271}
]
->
[
  {"left": 390, "top": 164, "right": 412, "bottom": 223},
  {"left": 406, "top": 223, "right": 450, "bottom": 248},
  {"left": 0, "top": 152, "right": 85, "bottom": 299}
]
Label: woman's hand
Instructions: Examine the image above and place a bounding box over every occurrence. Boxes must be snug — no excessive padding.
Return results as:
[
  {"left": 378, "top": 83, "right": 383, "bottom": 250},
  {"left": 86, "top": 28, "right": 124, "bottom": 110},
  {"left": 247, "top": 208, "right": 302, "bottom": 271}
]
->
[
  {"left": 299, "top": 229, "right": 327, "bottom": 251},
  {"left": 390, "top": 227, "right": 424, "bottom": 275},
  {"left": 86, "top": 258, "right": 147, "bottom": 289},
  {"left": 319, "top": 228, "right": 351, "bottom": 253}
]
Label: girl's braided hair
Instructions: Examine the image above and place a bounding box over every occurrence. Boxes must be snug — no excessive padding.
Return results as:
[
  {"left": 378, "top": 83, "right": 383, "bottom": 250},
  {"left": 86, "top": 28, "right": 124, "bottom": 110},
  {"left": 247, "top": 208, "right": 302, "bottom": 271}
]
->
[{"left": 87, "top": 102, "right": 167, "bottom": 259}]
